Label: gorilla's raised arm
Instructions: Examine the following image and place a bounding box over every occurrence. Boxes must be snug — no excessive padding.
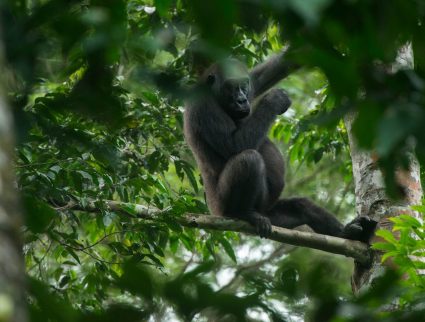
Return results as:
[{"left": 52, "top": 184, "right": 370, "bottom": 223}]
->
[{"left": 249, "top": 49, "right": 299, "bottom": 98}]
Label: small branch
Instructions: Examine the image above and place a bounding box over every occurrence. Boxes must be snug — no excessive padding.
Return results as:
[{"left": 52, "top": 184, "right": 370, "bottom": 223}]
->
[{"left": 58, "top": 199, "right": 373, "bottom": 266}]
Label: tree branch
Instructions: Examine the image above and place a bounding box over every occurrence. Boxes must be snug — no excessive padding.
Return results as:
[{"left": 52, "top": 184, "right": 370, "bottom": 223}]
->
[{"left": 59, "top": 199, "right": 373, "bottom": 266}]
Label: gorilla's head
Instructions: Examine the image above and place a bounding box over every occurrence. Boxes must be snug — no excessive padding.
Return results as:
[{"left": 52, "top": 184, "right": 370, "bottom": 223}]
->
[{"left": 203, "top": 59, "right": 252, "bottom": 120}]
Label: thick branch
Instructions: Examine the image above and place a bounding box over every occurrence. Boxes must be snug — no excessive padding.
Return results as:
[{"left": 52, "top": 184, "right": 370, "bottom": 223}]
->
[
  {"left": 183, "top": 213, "right": 371, "bottom": 265},
  {"left": 59, "top": 199, "right": 372, "bottom": 266}
]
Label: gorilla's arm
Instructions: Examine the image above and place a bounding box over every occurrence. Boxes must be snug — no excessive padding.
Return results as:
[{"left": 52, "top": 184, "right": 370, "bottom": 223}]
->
[
  {"left": 191, "top": 90, "right": 289, "bottom": 159},
  {"left": 249, "top": 50, "right": 299, "bottom": 98},
  {"left": 193, "top": 102, "right": 275, "bottom": 159}
]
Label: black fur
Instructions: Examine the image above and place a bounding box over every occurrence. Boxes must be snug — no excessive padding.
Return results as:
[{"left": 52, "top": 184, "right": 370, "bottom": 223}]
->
[{"left": 184, "top": 58, "right": 376, "bottom": 241}]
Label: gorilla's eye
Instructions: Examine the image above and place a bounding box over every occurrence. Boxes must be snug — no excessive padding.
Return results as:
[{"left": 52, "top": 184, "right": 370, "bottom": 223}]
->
[
  {"left": 240, "top": 80, "right": 250, "bottom": 91},
  {"left": 207, "top": 74, "right": 215, "bottom": 86},
  {"left": 223, "top": 82, "right": 234, "bottom": 94}
]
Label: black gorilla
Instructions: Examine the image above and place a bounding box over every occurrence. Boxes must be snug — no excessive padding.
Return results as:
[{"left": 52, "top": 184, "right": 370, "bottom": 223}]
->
[{"left": 184, "top": 55, "right": 375, "bottom": 241}]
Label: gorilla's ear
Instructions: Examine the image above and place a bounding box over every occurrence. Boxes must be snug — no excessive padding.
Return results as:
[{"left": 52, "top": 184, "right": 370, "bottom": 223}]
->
[{"left": 206, "top": 74, "right": 215, "bottom": 86}]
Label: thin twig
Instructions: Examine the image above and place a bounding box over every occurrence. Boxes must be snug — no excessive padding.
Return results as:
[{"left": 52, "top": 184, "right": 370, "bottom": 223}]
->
[{"left": 14, "top": 157, "right": 82, "bottom": 169}]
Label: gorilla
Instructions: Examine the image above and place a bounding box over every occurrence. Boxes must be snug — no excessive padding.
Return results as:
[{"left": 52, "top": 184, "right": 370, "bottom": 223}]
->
[{"left": 184, "top": 54, "right": 376, "bottom": 241}]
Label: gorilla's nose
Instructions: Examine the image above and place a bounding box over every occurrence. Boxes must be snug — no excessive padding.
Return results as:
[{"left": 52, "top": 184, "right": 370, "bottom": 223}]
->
[{"left": 237, "top": 97, "right": 248, "bottom": 105}]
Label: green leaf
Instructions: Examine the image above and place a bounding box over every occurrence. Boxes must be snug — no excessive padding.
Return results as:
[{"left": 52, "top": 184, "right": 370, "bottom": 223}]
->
[
  {"left": 381, "top": 251, "right": 399, "bottom": 263},
  {"left": 144, "top": 254, "right": 164, "bottom": 267},
  {"left": 411, "top": 205, "right": 425, "bottom": 213},
  {"left": 66, "top": 248, "right": 81, "bottom": 265},
  {"left": 77, "top": 170, "right": 92, "bottom": 181},
  {"left": 59, "top": 275, "right": 71, "bottom": 288},
  {"left": 398, "top": 214, "right": 422, "bottom": 228},
  {"left": 180, "top": 234, "right": 194, "bottom": 251},
  {"left": 375, "top": 229, "right": 397, "bottom": 244},
  {"left": 155, "top": 0, "right": 172, "bottom": 17},
  {"left": 219, "top": 237, "right": 237, "bottom": 263},
  {"left": 371, "top": 242, "right": 397, "bottom": 252},
  {"left": 376, "top": 106, "right": 417, "bottom": 157},
  {"left": 165, "top": 217, "right": 183, "bottom": 233},
  {"left": 412, "top": 260, "right": 425, "bottom": 270},
  {"left": 169, "top": 236, "right": 179, "bottom": 253},
  {"left": 182, "top": 163, "right": 199, "bottom": 193},
  {"left": 24, "top": 196, "right": 56, "bottom": 233}
]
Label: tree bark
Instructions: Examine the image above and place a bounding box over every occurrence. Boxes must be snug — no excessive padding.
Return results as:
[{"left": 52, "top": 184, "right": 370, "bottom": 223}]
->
[{"left": 0, "top": 40, "right": 27, "bottom": 322}]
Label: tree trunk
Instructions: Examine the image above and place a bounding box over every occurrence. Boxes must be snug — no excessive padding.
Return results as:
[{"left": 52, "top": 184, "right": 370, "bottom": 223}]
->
[
  {"left": 345, "top": 113, "right": 423, "bottom": 293},
  {"left": 345, "top": 44, "right": 423, "bottom": 293},
  {"left": 0, "top": 41, "right": 27, "bottom": 321}
]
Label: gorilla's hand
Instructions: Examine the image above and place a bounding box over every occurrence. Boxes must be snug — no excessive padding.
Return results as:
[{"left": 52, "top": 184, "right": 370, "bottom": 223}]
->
[
  {"left": 246, "top": 212, "right": 272, "bottom": 238},
  {"left": 261, "top": 88, "right": 292, "bottom": 115},
  {"left": 342, "top": 216, "right": 378, "bottom": 243}
]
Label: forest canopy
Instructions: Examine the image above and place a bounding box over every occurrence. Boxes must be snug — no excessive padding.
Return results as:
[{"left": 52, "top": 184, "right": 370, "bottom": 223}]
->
[{"left": 1, "top": 0, "right": 425, "bottom": 321}]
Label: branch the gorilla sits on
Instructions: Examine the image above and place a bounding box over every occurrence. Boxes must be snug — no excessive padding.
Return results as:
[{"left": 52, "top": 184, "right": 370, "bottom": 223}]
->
[{"left": 184, "top": 52, "right": 376, "bottom": 241}]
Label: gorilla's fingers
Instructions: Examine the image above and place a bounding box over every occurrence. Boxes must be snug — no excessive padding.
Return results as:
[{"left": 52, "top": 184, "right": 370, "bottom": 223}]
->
[
  {"left": 258, "top": 215, "right": 272, "bottom": 238},
  {"left": 247, "top": 212, "right": 272, "bottom": 238}
]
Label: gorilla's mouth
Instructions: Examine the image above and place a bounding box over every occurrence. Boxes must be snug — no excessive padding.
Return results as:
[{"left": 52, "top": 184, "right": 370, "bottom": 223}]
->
[
  {"left": 234, "top": 109, "right": 250, "bottom": 119},
  {"left": 231, "top": 103, "right": 250, "bottom": 119}
]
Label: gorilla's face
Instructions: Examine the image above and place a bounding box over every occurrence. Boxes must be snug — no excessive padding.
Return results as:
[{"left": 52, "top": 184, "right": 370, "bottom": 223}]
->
[
  {"left": 204, "top": 59, "right": 253, "bottom": 121},
  {"left": 221, "top": 77, "right": 251, "bottom": 120}
]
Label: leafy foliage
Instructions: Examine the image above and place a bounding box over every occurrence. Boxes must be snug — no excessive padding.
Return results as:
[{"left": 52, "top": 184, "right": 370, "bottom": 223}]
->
[
  {"left": 1, "top": 0, "right": 425, "bottom": 321},
  {"left": 372, "top": 209, "right": 425, "bottom": 299},
  {"left": 315, "top": 208, "right": 425, "bottom": 322}
]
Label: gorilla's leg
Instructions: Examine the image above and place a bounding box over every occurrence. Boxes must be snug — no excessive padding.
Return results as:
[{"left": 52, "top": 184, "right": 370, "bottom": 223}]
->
[
  {"left": 217, "top": 149, "right": 271, "bottom": 237},
  {"left": 267, "top": 198, "right": 377, "bottom": 242},
  {"left": 266, "top": 197, "right": 344, "bottom": 236}
]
